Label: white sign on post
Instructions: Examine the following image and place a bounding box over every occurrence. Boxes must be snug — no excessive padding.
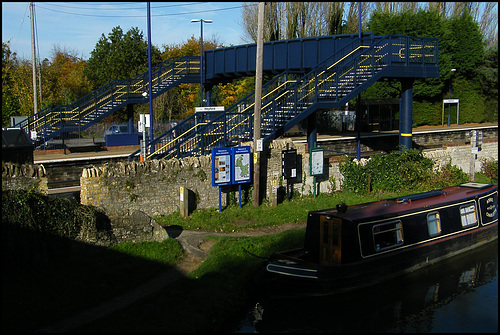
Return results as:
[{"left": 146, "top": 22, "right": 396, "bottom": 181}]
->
[
  {"left": 256, "top": 139, "right": 263, "bottom": 152},
  {"left": 139, "top": 114, "right": 151, "bottom": 129}
]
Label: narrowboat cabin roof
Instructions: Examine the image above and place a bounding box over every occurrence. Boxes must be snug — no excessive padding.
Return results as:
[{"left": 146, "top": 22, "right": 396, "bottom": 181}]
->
[{"left": 310, "top": 183, "right": 497, "bottom": 223}]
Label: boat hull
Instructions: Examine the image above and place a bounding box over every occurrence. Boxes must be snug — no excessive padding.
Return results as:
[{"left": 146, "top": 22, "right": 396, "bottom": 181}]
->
[{"left": 262, "top": 224, "right": 497, "bottom": 296}]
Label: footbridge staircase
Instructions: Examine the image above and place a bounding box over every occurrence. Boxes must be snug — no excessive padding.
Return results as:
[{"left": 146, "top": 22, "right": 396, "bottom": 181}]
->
[{"left": 130, "top": 34, "right": 439, "bottom": 161}]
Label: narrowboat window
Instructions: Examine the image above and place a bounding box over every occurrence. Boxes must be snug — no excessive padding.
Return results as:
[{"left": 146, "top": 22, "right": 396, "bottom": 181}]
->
[
  {"left": 427, "top": 212, "right": 441, "bottom": 237},
  {"left": 373, "top": 221, "right": 403, "bottom": 251},
  {"left": 460, "top": 204, "right": 477, "bottom": 227}
]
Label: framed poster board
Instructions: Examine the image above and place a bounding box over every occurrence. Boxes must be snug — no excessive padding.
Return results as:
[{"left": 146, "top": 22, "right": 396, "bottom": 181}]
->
[
  {"left": 212, "top": 147, "right": 232, "bottom": 186},
  {"left": 310, "top": 147, "right": 324, "bottom": 176},
  {"left": 232, "top": 146, "right": 251, "bottom": 184}
]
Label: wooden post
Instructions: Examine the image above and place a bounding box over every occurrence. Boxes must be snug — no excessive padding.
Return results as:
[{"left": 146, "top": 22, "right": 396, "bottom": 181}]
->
[
  {"left": 252, "top": 2, "right": 265, "bottom": 207},
  {"left": 271, "top": 179, "right": 278, "bottom": 206},
  {"left": 180, "top": 186, "right": 189, "bottom": 218}
]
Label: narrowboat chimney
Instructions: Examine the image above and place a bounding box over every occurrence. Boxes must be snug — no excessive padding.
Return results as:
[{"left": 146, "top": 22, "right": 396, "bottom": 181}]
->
[{"left": 336, "top": 203, "right": 348, "bottom": 213}]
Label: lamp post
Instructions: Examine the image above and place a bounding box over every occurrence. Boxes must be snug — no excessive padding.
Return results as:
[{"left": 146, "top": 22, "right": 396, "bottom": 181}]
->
[
  {"left": 191, "top": 19, "right": 212, "bottom": 107},
  {"left": 447, "top": 68, "right": 456, "bottom": 127}
]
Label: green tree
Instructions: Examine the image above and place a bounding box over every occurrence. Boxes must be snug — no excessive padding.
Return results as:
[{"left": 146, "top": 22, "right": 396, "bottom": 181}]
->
[
  {"left": 477, "top": 46, "right": 498, "bottom": 121},
  {"left": 84, "top": 26, "right": 162, "bottom": 122},
  {"left": 84, "top": 26, "right": 162, "bottom": 90},
  {"left": 366, "top": 9, "right": 446, "bottom": 100},
  {"left": 441, "top": 11, "right": 484, "bottom": 79}
]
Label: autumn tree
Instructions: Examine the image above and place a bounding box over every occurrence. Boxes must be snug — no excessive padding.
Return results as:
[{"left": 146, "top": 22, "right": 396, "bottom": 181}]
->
[
  {"left": 2, "top": 42, "right": 38, "bottom": 122},
  {"left": 43, "top": 48, "right": 93, "bottom": 106},
  {"left": 2, "top": 42, "right": 22, "bottom": 126},
  {"left": 149, "top": 35, "right": 231, "bottom": 121},
  {"left": 2, "top": 43, "right": 97, "bottom": 125}
]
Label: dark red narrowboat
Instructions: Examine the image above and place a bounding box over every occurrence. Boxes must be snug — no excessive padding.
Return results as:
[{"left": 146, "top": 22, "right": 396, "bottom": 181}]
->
[{"left": 262, "top": 183, "right": 498, "bottom": 295}]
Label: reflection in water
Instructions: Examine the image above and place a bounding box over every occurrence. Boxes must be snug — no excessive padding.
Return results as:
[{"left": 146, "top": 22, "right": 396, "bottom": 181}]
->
[{"left": 237, "top": 241, "right": 498, "bottom": 333}]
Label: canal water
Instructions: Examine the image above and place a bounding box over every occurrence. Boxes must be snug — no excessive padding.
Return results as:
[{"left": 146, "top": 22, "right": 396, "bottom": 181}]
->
[{"left": 235, "top": 240, "right": 498, "bottom": 333}]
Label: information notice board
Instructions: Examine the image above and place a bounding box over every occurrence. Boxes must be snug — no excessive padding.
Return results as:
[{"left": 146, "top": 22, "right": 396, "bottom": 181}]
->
[
  {"left": 232, "top": 146, "right": 251, "bottom": 185},
  {"left": 310, "top": 147, "right": 324, "bottom": 176},
  {"left": 212, "top": 146, "right": 252, "bottom": 211},
  {"left": 212, "top": 146, "right": 252, "bottom": 186},
  {"left": 212, "top": 147, "right": 232, "bottom": 186}
]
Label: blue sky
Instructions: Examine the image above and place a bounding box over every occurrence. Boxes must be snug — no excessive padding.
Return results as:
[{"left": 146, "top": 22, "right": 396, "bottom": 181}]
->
[{"left": 2, "top": 2, "right": 251, "bottom": 61}]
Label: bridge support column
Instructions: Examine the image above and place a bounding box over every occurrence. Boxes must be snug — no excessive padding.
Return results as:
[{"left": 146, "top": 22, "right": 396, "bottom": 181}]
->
[
  {"left": 306, "top": 112, "right": 317, "bottom": 151},
  {"left": 127, "top": 104, "right": 134, "bottom": 134},
  {"left": 204, "top": 85, "right": 214, "bottom": 106},
  {"left": 399, "top": 78, "right": 414, "bottom": 150}
]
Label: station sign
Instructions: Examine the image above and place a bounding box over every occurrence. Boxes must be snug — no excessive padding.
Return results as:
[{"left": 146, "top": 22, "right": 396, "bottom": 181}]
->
[{"left": 195, "top": 106, "right": 225, "bottom": 113}]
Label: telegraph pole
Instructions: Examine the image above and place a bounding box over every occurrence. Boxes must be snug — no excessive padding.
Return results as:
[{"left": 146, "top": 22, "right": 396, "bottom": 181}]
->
[
  {"left": 30, "top": 2, "right": 38, "bottom": 116},
  {"left": 252, "top": 2, "right": 265, "bottom": 207}
]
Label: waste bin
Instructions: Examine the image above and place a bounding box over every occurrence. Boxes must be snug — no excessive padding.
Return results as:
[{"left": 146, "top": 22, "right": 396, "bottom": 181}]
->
[{"left": 2, "top": 128, "right": 34, "bottom": 164}]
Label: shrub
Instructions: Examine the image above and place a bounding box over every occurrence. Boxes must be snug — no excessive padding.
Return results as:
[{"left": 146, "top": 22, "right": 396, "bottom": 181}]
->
[
  {"left": 339, "top": 149, "right": 471, "bottom": 194},
  {"left": 340, "top": 149, "right": 434, "bottom": 193},
  {"left": 428, "top": 162, "right": 470, "bottom": 188},
  {"left": 480, "top": 158, "right": 499, "bottom": 181},
  {"left": 2, "top": 189, "right": 111, "bottom": 269}
]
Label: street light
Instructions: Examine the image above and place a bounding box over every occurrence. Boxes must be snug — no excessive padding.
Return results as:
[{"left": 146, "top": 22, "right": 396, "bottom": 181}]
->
[
  {"left": 448, "top": 68, "right": 456, "bottom": 127},
  {"left": 191, "top": 18, "right": 212, "bottom": 107}
]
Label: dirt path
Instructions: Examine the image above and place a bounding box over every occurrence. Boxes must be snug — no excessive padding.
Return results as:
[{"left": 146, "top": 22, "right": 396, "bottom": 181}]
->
[
  {"left": 174, "top": 222, "right": 306, "bottom": 272},
  {"left": 42, "top": 222, "right": 306, "bottom": 332}
]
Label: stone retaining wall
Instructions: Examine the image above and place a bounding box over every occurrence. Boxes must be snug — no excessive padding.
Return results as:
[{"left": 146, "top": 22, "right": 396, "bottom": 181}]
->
[
  {"left": 80, "top": 153, "right": 216, "bottom": 218},
  {"left": 422, "top": 140, "right": 498, "bottom": 174},
  {"left": 78, "top": 138, "right": 344, "bottom": 218},
  {"left": 2, "top": 162, "right": 48, "bottom": 194}
]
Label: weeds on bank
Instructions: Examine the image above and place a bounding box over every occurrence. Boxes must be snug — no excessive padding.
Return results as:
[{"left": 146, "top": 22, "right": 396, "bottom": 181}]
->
[{"left": 155, "top": 191, "right": 384, "bottom": 232}]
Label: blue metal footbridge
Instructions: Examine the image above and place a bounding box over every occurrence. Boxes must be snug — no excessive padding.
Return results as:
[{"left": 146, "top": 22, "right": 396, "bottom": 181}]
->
[{"left": 14, "top": 33, "right": 439, "bottom": 161}]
